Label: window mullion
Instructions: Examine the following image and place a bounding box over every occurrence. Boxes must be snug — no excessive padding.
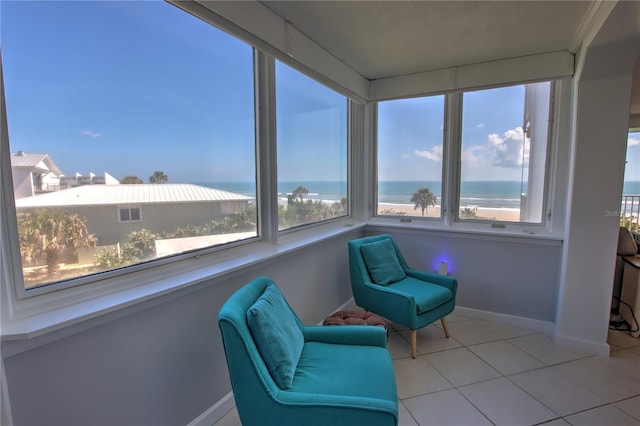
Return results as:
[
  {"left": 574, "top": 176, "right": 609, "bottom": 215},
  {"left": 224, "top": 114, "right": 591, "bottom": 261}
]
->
[
  {"left": 443, "top": 93, "right": 462, "bottom": 226},
  {"left": 255, "top": 50, "right": 279, "bottom": 243},
  {"left": 350, "top": 101, "right": 367, "bottom": 221},
  {"left": 0, "top": 58, "right": 27, "bottom": 307}
]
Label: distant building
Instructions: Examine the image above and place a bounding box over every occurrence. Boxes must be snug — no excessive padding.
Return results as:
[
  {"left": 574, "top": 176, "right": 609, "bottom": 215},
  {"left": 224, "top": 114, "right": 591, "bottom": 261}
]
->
[
  {"left": 11, "top": 151, "right": 121, "bottom": 199},
  {"left": 10, "top": 151, "right": 63, "bottom": 199},
  {"left": 15, "top": 183, "right": 255, "bottom": 246},
  {"left": 60, "top": 172, "right": 120, "bottom": 187}
]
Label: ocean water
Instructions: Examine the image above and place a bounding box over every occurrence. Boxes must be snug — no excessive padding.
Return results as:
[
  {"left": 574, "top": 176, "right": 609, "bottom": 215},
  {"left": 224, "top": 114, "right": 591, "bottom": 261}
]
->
[{"left": 200, "top": 180, "right": 640, "bottom": 209}]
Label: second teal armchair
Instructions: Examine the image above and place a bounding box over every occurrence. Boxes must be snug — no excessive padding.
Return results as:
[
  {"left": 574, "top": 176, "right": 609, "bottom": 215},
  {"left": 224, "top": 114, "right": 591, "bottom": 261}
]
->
[{"left": 348, "top": 234, "right": 457, "bottom": 358}]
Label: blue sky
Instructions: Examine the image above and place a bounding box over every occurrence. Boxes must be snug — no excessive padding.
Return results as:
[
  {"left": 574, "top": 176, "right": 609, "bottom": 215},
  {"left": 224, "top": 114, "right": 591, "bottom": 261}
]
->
[
  {"left": 2, "top": 0, "right": 348, "bottom": 184},
  {"left": 3, "top": 1, "right": 256, "bottom": 183},
  {"left": 2, "top": 0, "right": 638, "bottom": 185},
  {"left": 378, "top": 83, "right": 639, "bottom": 183}
]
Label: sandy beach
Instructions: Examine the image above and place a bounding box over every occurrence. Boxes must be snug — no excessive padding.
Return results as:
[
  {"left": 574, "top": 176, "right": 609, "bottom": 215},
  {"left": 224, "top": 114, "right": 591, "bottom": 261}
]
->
[
  {"left": 279, "top": 198, "right": 521, "bottom": 221},
  {"left": 377, "top": 203, "right": 521, "bottom": 221}
]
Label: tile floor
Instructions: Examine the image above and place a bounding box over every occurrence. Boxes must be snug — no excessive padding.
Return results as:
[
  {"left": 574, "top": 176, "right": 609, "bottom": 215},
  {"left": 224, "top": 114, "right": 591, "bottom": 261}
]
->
[{"left": 214, "top": 314, "right": 640, "bottom": 426}]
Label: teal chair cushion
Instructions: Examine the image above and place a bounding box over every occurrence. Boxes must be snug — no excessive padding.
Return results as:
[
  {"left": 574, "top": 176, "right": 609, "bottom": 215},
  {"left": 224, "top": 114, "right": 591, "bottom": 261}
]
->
[
  {"left": 247, "top": 283, "right": 304, "bottom": 390},
  {"left": 360, "top": 239, "right": 406, "bottom": 285},
  {"left": 391, "top": 277, "right": 453, "bottom": 314},
  {"left": 293, "top": 342, "right": 397, "bottom": 402}
]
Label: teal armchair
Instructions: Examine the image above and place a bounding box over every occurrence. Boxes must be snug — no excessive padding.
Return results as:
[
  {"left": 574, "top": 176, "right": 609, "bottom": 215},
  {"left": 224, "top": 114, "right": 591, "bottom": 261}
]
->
[
  {"left": 218, "top": 276, "right": 399, "bottom": 426},
  {"left": 348, "top": 234, "right": 457, "bottom": 358}
]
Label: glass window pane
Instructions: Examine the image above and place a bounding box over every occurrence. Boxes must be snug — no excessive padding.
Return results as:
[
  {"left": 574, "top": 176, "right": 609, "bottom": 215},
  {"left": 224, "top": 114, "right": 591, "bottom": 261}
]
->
[
  {"left": 377, "top": 96, "right": 444, "bottom": 218},
  {"left": 275, "top": 62, "right": 348, "bottom": 231},
  {"left": 459, "top": 82, "right": 550, "bottom": 223},
  {"left": 3, "top": 1, "right": 257, "bottom": 290},
  {"left": 120, "top": 209, "right": 130, "bottom": 223},
  {"left": 130, "top": 208, "right": 141, "bottom": 222}
]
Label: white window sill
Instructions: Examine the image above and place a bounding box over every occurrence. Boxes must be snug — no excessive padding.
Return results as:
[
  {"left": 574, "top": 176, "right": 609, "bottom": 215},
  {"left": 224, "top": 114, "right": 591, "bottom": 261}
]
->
[{"left": 367, "top": 216, "right": 564, "bottom": 244}]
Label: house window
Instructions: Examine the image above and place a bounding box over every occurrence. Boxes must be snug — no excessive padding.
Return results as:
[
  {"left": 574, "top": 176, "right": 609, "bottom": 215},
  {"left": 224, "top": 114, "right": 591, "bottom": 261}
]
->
[
  {"left": 275, "top": 61, "right": 348, "bottom": 231},
  {"left": 119, "top": 207, "right": 141, "bottom": 223},
  {"left": 2, "top": 1, "right": 257, "bottom": 290},
  {"left": 377, "top": 95, "right": 445, "bottom": 218},
  {"left": 376, "top": 81, "right": 553, "bottom": 225}
]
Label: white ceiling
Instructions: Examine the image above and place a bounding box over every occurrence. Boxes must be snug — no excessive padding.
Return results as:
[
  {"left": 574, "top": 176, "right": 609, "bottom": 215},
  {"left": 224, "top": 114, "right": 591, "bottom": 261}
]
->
[
  {"left": 259, "top": 0, "right": 638, "bottom": 123},
  {"left": 260, "top": 1, "right": 596, "bottom": 81}
]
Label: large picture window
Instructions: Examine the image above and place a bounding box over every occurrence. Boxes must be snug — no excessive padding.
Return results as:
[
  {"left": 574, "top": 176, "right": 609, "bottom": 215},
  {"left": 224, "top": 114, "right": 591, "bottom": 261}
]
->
[
  {"left": 275, "top": 62, "right": 348, "bottom": 231},
  {"left": 3, "top": 1, "right": 257, "bottom": 290}
]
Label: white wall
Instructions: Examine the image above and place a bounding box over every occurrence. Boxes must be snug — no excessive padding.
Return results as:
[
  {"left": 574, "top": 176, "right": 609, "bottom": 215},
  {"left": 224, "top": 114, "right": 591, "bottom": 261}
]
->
[
  {"left": 556, "top": 1, "right": 640, "bottom": 354},
  {"left": 369, "top": 227, "right": 562, "bottom": 323},
  {"left": 10, "top": 169, "right": 32, "bottom": 200}
]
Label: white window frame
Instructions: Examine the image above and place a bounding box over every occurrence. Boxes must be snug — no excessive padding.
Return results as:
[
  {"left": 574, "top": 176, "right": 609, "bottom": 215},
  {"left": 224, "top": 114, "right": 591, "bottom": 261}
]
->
[
  {"left": 118, "top": 206, "right": 142, "bottom": 223},
  {"left": 371, "top": 80, "right": 563, "bottom": 237}
]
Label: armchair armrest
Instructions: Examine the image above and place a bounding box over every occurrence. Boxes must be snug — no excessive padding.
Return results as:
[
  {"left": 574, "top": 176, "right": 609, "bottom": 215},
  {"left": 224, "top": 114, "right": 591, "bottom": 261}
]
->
[
  {"left": 356, "top": 281, "right": 415, "bottom": 326},
  {"left": 278, "top": 390, "right": 399, "bottom": 418},
  {"left": 302, "top": 325, "right": 387, "bottom": 347},
  {"left": 405, "top": 268, "right": 458, "bottom": 294}
]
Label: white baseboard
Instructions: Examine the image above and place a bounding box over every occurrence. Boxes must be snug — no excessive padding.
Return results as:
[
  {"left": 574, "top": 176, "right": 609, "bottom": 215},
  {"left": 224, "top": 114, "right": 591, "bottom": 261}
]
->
[
  {"left": 327, "top": 301, "right": 557, "bottom": 336},
  {"left": 554, "top": 333, "right": 611, "bottom": 356},
  {"left": 454, "top": 306, "right": 611, "bottom": 356},
  {"left": 453, "top": 305, "right": 555, "bottom": 335},
  {"left": 187, "top": 391, "right": 235, "bottom": 426},
  {"left": 334, "top": 297, "right": 357, "bottom": 312}
]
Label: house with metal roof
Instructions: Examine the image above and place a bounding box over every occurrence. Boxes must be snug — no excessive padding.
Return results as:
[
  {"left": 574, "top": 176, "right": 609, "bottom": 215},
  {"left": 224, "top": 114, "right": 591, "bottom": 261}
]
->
[
  {"left": 15, "top": 184, "right": 255, "bottom": 246},
  {"left": 10, "top": 151, "right": 122, "bottom": 199},
  {"left": 10, "top": 151, "right": 63, "bottom": 199}
]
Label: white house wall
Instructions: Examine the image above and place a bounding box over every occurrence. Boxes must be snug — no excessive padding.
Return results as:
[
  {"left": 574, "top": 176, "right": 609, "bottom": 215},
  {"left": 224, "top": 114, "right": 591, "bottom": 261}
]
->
[
  {"left": 20, "top": 201, "right": 250, "bottom": 247},
  {"left": 10, "top": 169, "right": 33, "bottom": 199}
]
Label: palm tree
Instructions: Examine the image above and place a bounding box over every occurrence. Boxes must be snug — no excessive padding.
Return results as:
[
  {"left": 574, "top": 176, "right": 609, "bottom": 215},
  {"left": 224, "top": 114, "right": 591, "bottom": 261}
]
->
[
  {"left": 149, "top": 171, "right": 168, "bottom": 184},
  {"left": 18, "top": 209, "right": 97, "bottom": 277},
  {"left": 291, "top": 185, "right": 309, "bottom": 203},
  {"left": 410, "top": 187, "right": 437, "bottom": 216},
  {"left": 121, "top": 175, "right": 144, "bottom": 184}
]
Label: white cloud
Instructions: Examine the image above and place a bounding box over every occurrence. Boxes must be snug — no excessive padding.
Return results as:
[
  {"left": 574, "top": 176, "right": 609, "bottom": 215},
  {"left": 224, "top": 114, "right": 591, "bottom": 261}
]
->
[
  {"left": 628, "top": 136, "right": 640, "bottom": 147},
  {"left": 487, "top": 126, "right": 525, "bottom": 168},
  {"left": 414, "top": 145, "right": 443, "bottom": 162},
  {"left": 461, "top": 145, "right": 487, "bottom": 166},
  {"left": 81, "top": 130, "right": 103, "bottom": 138},
  {"left": 476, "top": 123, "right": 485, "bottom": 129}
]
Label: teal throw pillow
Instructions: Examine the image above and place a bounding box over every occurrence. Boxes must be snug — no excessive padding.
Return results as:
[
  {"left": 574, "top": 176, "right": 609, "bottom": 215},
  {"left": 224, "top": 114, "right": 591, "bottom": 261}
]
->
[
  {"left": 360, "top": 239, "right": 406, "bottom": 285},
  {"left": 246, "top": 283, "right": 304, "bottom": 390}
]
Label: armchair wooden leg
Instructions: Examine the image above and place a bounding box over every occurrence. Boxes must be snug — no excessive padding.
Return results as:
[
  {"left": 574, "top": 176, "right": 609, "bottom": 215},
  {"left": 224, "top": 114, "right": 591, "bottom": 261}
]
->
[
  {"left": 441, "top": 317, "right": 451, "bottom": 338},
  {"left": 411, "top": 329, "right": 417, "bottom": 359}
]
